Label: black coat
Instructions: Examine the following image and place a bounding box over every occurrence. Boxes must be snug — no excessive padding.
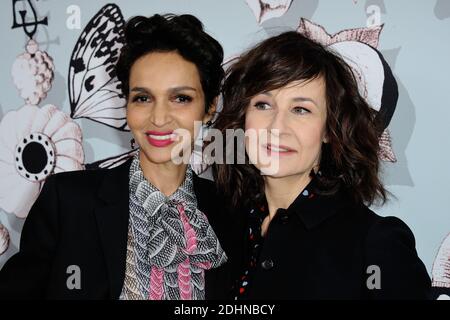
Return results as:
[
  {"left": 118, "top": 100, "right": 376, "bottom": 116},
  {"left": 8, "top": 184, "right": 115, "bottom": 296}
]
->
[
  {"left": 0, "top": 159, "right": 235, "bottom": 299},
  {"left": 230, "top": 184, "right": 432, "bottom": 300}
]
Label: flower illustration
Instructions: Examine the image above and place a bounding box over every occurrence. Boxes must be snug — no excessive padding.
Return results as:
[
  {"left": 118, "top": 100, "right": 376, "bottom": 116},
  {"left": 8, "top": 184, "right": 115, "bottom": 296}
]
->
[
  {"left": 298, "top": 18, "right": 397, "bottom": 162},
  {"left": 0, "top": 223, "right": 9, "bottom": 256},
  {"left": 432, "top": 233, "right": 450, "bottom": 288},
  {"left": 245, "top": 0, "right": 293, "bottom": 24},
  {"left": 298, "top": 18, "right": 383, "bottom": 48},
  {"left": 0, "top": 104, "right": 84, "bottom": 218},
  {"left": 11, "top": 39, "right": 54, "bottom": 106}
]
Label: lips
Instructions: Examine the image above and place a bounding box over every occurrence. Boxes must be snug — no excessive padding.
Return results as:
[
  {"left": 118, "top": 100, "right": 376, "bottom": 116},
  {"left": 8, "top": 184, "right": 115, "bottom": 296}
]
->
[
  {"left": 145, "top": 130, "right": 176, "bottom": 148},
  {"left": 264, "top": 143, "right": 296, "bottom": 155}
]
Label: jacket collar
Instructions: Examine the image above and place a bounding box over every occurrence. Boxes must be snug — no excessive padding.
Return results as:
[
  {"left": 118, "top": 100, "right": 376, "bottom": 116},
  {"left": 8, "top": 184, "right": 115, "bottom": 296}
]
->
[
  {"left": 286, "top": 179, "right": 347, "bottom": 230},
  {"left": 94, "top": 157, "right": 132, "bottom": 299}
]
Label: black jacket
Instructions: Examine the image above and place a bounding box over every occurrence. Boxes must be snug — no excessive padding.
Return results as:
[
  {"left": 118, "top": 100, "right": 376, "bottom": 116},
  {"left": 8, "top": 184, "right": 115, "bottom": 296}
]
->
[
  {"left": 0, "top": 159, "right": 235, "bottom": 299},
  {"left": 230, "top": 184, "right": 432, "bottom": 300}
]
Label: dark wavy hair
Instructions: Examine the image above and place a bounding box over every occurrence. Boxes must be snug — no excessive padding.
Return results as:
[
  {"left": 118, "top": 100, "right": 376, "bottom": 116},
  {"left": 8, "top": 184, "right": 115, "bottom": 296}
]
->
[
  {"left": 116, "top": 14, "right": 224, "bottom": 111},
  {"left": 213, "top": 31, "right": 387, "bottom": 208}
]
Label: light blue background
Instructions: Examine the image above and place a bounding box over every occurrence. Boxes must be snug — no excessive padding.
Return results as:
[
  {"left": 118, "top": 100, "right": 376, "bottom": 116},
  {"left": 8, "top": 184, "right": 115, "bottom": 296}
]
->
[{"left": 1, "top": 0, "right": 449, "bottom": 277}]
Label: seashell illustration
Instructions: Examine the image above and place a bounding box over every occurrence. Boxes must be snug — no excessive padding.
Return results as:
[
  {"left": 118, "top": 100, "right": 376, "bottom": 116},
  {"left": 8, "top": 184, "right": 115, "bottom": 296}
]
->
[{"left": 11, "top": 39, "right": 55, "bottom": 106}]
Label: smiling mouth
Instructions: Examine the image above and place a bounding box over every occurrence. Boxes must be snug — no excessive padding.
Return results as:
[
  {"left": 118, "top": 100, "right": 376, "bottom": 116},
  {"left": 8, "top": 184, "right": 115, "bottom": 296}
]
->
[
  {"left": 145, "top": 130, "right": 177, "bottom": 147},
  {"left": 264, "top": 143, "right": 296, "bottom": 154},
  {"left": 146, "top": 133, "right": 173, "bottom": 140}
]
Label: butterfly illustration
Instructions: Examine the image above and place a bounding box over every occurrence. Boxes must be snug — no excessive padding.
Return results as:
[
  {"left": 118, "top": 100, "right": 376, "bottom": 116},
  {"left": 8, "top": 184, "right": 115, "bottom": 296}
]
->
[
  {"left": 85, "top": 149, "right": 137, "bottom": 170},
  {"left": 68, "top": 4, "right": 128, "bottom": 131}
]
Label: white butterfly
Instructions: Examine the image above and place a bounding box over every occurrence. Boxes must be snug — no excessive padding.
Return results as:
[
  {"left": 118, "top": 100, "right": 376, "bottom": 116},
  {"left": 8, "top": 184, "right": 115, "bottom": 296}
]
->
[
  {"left": 85, "top": 149, "right": 137, "bottom": 170},
  {"left": 68, "top": 4, "right": 128, "bottom": 131}
]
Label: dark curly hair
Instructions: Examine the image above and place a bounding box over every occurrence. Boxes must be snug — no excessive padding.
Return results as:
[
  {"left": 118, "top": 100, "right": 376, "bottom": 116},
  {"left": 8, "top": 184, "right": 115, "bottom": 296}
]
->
[
  {"left": 116, "top": 14, "right": 224, "bottom": 111},
  {"left": 213, "top": 31, "right": 387, "bottom": 208}
]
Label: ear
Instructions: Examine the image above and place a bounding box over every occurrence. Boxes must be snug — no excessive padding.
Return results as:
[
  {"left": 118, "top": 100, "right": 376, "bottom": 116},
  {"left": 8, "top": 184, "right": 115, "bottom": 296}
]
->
[
  {"left": 203, "top": 97, "right": 218, "bottom": 123},
  {"left": 322, "top": 132, "right": 329, "bottom": 144}
]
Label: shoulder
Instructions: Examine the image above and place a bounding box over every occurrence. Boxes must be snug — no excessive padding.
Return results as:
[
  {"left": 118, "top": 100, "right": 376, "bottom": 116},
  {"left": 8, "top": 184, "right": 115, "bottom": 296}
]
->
[
  {"left": 193, "top": 173, "right": 216, "bottom": 192},
  {"left": 333, "top": 198, "right": 431, "bottom": 298},
  {"left": 39, "top": 161, "right": 131, "bottom": 211},
  {"left": 47, "top": 159, "right": 130, "bottom": 193},
  {"left": 44, "top": 167, "right": 108, "bottom": 197},
  {"left": 342, "top": 202, "right": 419, "bottom": 252},
  {"left": 356, "top": 207, "right": 431, "bottom": 298},
  {"left": 361, "top": 208, "right": 421, "bottom": 269},
  {"left": 192, "top": 173, "right": 222, "bottom": 204},
  {"left": 350, "top": 203, "right": 417, "bottom": 249},
  {"left": 49, "top": 167, "right": 107, "bottom": 185},
  {"left": 330, "top": 193, "right": 406, "bottom": 235}
]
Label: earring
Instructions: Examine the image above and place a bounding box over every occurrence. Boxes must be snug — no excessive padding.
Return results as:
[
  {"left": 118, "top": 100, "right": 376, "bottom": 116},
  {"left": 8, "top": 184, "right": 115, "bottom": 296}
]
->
[{"left": 130, "top": 138, "right": 136, "bottom": 149}]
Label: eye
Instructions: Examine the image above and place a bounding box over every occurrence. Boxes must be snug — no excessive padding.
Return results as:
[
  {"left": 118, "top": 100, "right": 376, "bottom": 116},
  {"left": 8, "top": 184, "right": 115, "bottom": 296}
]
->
[
  {"left": 174, "top": 94, "right": 193, "bottom": 104},
  {"left": 254, "top": 102, "right": 271, "bottom": 110},
  {"left": 131, "top": 95, "right": 150, "bottom": 103},
  {"left": 292, "top": 106, "right": 310, "bottom": 115}
]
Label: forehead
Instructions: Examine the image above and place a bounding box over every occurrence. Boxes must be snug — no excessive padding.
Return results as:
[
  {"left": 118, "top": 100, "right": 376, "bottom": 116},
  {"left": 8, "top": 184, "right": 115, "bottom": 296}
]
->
[
  {"left": 268, "top": 77, "right": 326, "bottom": 100},
  {"left": 129, "top": 51, "right": 202, "bottom": 88}
]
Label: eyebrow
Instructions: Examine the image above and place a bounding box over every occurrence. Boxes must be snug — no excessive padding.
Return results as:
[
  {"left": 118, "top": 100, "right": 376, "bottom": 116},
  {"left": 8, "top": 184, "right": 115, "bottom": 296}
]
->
[
  {"left": 261, "top": 92, "right": 319, "bottom": 107},
  {"left": 130, "top": 86, "right": 197, "bottom": 94}
]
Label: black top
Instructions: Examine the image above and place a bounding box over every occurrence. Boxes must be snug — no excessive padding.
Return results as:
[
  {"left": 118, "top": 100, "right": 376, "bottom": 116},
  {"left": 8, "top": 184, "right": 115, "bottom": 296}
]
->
[
  {"left": 0, "top": 158, "right": 235, "bottom": 299},
  {"left": 229, "top": 179, "right": 432, "bottom": 300}
]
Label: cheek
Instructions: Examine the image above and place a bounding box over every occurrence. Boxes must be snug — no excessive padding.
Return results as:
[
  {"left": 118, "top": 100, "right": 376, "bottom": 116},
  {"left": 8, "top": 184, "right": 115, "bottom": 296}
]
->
[
  {"left": 294, "top": 122, "right": 326, "bottom": 150},
  {"left": 244, "top": 111, "right": 265, "bottom": 132},
  {"left": 244, "top": 114, "right": 267, "bottom": 160},
  {"left": 126, "top": 107, "right": 142, "bottom": 130},
  {"left": 175, "top": 107, "right": 205, "bottom": 138}
]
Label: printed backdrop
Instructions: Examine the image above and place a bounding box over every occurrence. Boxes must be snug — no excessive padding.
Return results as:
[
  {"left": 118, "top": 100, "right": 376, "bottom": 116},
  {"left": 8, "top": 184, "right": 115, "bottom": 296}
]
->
[{"left": 0, "top": 0, "right": 449, "bottom": 295}]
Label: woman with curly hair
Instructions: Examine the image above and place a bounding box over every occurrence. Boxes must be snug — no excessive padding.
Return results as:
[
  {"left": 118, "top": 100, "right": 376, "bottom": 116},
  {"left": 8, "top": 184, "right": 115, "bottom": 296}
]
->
[
  {"left": 213, "top": 31, "right": 431, "bottom": 299},
  {"left": 0, "top": 14, "right": 232, "bottom": 300}
]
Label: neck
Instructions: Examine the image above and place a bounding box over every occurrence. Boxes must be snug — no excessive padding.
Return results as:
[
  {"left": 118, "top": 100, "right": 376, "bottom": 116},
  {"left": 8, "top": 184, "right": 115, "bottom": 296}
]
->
[
  {"left": 138, "top": 151, "right": 188, "bottom": 196},
  {"left": 264, "top": 173, "right": 312, "bottom": 218}
]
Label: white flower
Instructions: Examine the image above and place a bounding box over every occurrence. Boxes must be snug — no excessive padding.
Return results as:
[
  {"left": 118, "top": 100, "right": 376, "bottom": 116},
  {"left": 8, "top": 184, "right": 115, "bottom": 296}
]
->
[
  {"left": 0, "top": 223, "right": 9, "bottom": 256},
  {"left": 297, "top": 18, "right": 397, "bottom": 162},
  {"left": 0, "top": 104, "right": 84, "bottom": 218},
  {"left": 11, "top": 39, "right": 55, "bottom": 105}
]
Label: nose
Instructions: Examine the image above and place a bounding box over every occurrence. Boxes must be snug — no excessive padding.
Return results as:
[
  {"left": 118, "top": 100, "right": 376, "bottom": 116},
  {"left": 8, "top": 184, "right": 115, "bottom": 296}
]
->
[
  {"left": 150, "top": 100, "right": 171, "bottom": 128},
  {"left": 267, "top": 109, "right": 289, "bottom": 137}
]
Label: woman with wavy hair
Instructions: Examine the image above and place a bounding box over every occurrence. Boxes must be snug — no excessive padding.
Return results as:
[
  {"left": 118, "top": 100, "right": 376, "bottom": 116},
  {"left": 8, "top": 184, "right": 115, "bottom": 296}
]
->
[
  {"left": 213, "top": 31, "right": 431, "bottom": 299},
  {"left": 0, "top": 14, "right": 232, "bottom": 300}
]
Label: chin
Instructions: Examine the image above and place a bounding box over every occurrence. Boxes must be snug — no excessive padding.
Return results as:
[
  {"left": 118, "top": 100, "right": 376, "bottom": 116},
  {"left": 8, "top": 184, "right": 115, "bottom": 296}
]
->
[
  {"left": 261, "top": 171, "right": 289, "bottom": 179},
  {"left": 140, "top": 149, "right": 175, "bottom": 164},
  {"left": 258, "top": 165, "right": 306, "bottom": 179}
]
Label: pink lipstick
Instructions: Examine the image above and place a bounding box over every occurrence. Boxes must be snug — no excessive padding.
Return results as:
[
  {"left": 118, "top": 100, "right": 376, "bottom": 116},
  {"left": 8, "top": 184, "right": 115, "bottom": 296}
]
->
[{"left": 145, "top": 130, "right": 176, "bottom": 148}]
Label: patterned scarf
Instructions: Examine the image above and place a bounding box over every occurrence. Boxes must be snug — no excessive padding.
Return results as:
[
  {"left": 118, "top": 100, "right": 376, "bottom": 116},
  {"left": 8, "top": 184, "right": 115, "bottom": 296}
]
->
[{"left": 123, "top": 153, "right": 227, "bottom": 300}]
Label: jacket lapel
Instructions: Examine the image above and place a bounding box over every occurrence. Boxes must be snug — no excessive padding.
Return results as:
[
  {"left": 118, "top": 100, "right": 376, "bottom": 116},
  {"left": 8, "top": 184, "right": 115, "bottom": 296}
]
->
[{"left": 94, "top": 158, "right": 132, "bottom": 299}]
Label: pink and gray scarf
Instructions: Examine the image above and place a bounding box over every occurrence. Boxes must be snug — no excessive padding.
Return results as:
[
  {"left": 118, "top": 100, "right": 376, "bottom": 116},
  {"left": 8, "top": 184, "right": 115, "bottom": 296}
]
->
[{"left": 124, "top": 153, "right": 227, "bottom": 300}]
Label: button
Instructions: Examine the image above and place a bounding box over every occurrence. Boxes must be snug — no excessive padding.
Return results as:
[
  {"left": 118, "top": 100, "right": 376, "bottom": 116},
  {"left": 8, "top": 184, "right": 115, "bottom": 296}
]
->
[
  {"left": 276, "top": 208, "right": 289, "bottom": 224},
  {"left": 261, "top": 259, "right": 274, "bottom": 270},
  {"left": 280, "top": 213, "right": 289, "bottom": 224}
]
